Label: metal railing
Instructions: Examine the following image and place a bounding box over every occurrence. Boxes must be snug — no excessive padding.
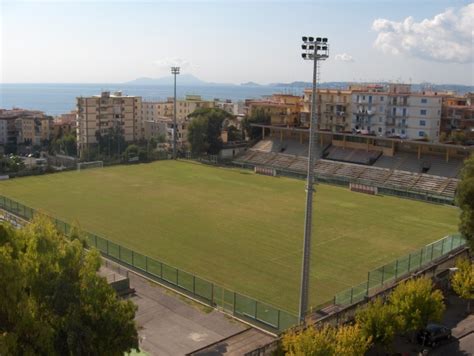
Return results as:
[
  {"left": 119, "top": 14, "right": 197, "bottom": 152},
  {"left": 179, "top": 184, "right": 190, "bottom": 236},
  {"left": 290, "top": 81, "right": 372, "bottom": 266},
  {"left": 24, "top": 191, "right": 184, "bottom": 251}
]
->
[{"left": 333, "top": 234, "right": 465, "bottom": 306}]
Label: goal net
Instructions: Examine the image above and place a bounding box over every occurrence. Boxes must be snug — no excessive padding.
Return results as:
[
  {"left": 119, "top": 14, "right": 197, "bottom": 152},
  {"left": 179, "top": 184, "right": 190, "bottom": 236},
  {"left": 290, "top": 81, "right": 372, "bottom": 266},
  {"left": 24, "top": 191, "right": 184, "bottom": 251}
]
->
[{"left": 77, "top": 161, "right": 104, "bottom": 171}]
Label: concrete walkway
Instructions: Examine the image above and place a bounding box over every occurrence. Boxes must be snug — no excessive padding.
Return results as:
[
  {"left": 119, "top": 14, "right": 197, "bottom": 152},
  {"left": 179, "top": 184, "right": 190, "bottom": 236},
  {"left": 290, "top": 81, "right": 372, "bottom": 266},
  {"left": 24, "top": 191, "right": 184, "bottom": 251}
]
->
[{"left": 103, "top": 260, "right": 246, "bottom": 355}]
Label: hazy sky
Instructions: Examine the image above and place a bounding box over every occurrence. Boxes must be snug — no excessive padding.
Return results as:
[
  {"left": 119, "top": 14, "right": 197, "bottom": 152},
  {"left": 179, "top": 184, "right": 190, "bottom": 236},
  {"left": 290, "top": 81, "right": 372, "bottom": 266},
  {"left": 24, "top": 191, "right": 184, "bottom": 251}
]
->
[{"left": 1, "top": 0, "right": 473, "bottom": 85}]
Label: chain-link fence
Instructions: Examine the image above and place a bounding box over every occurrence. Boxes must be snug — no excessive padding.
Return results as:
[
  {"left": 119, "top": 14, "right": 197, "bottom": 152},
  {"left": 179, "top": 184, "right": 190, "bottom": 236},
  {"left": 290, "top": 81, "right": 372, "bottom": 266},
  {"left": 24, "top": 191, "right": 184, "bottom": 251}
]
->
[
  {"left": 0, "top": 195, "right": 298, "bottom": 333},
  {"left": 333, "top": 234, "right": 466, "bottom": 306}
]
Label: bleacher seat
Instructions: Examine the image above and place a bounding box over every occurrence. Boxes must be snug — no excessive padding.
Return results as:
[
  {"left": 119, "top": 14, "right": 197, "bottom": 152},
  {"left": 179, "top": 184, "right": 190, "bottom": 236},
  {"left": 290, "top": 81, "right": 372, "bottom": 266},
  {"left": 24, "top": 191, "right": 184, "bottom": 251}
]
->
[{"left": 233, "top": 140, "right": 462, "bottom": 199}]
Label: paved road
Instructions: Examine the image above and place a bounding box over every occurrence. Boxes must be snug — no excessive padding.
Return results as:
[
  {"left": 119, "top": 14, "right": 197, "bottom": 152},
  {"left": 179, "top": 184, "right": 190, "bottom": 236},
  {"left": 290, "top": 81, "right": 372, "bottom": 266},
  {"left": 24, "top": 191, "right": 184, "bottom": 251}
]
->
[{"left": 431, "top": 332, "right": 473, "bottom": 356}]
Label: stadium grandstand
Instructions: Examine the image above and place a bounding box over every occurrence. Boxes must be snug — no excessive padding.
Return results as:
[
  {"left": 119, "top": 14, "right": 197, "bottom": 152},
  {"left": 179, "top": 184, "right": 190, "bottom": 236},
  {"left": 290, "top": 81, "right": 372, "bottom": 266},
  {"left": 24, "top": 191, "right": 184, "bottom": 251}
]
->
[{"left": 234, "top": 125, "right": 473, "bottom": 202}]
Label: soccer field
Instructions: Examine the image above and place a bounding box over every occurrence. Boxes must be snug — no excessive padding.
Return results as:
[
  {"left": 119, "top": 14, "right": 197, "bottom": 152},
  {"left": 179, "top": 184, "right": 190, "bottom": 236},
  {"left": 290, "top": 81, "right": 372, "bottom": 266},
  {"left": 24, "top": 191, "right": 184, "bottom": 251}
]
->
[{"left": 0, "top": 160, "right": 458, "bottom": 312}]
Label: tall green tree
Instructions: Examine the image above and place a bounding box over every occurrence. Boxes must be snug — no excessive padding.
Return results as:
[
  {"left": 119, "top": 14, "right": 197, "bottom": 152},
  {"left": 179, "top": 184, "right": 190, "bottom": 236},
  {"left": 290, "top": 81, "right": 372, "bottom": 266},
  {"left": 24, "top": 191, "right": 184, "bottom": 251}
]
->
[
  {"left": 282, "top": 325, "right": 336, "bottom": 356},
  {"left": 242, "top": 108, "right": 271, "bottom": 140},
  {"left": 451, "top": 257, "right": 474, "bottom": 314},
  {"left": 389, "top": 277, "right": 445, "bottom": 334},
  {"left": 456, "top": 154, "right": 474, "bottom": 250},
  {"left": 0, "top": 217, "right": 139, "bottom": 355},
  {"left": 187, "top": 108, "right": 232, "bottom": 154},
  {"left": 355, "top": 297, "right": 400, "bottom": 350},
  {"left": 282, "top": 324, "right": 371, "bottom": 356}
]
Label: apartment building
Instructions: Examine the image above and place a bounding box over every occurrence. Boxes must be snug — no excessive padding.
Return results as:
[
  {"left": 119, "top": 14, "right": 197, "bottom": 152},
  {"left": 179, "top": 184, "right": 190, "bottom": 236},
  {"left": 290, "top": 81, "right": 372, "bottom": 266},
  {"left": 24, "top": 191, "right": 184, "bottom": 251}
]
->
[
  {"left": 246, "top": 94, "right": 302, "bottom": 126},
  {"left": 76, "top": 91, "right": 143, "bottom": 154},
  {"left": 53, "top": 111, "right": 77, "bottom": 138},
  {"left": 404, "top": 93, "right": 442, "bottom": 141},
  {"left": 0, "top": 119, "right": 9, "bottom": 145},
  {"left": 0, "top": 108, "right": 52, "bottom": 146},
  {"left": 143, "top": 119, "right": 167, "bottom": 141},
  {"left": 303, "top": 89, "right": 352, "bottom": 131},
  {"left": 141, "top": 95, "right": 216, "bottom": 147},
  {"left": 441, "top": 94, "right": 474, "bottom": 138},
  {"left": 213, "top": 99, "right": 245, "bottom": 116}
]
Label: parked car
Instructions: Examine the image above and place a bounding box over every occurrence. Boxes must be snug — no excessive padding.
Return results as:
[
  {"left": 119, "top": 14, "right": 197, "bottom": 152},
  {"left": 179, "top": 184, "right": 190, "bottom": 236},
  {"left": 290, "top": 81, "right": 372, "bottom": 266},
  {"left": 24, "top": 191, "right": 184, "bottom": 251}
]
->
[{"left": 417, "top": 324, "right": 452, "bottom": 347}]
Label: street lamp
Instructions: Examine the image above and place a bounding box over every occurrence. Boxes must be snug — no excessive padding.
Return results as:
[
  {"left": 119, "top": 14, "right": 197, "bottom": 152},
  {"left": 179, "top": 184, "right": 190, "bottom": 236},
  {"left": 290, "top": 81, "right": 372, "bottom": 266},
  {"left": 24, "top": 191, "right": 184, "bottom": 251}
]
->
[
  {"left": 299, "top": 36, "right": 329, "bottom": 323},
  {"left": 171, "top": 66, "right": 180, "bottom": 159}
]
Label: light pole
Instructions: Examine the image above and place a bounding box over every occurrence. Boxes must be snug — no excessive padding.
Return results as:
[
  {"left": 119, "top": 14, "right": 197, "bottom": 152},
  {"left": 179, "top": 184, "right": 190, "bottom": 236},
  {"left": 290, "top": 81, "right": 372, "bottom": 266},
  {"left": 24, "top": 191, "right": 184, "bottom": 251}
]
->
[
  {"left": 299, "top": 36, "right": 329, "bottom": 323},
  {"left": 171, "top": 66, "right": 180, "bottom": 159}
]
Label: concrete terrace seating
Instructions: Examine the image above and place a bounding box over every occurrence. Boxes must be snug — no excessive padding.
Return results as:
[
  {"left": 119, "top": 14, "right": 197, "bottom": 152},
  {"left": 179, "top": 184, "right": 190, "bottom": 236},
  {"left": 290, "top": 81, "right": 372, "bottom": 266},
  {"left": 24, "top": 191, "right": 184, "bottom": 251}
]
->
[
  {"left": 373, "top": 155, "right": 406, "bottom": 170},
  {"left": 251, "top": 138, "right": 310, "bottom": 157},
  {"left": 423, "top": 155, "right": 464, "bottom": 178},
  {"left": 412, "top": 174, "right": 448, "bottom": 193},
  {"left": 315, "top": 160, "right": 341, "bottom": 176},
  {"left": 325, "top": 146, "right": 380, "bottom": 165},
  {"left": 287, "top": 157, "right": 309, "bottom": 171},
  {"left": 394, "top": 153, "right": 423, "bottom": 173},
  {"left": 252, "top": 139, "right": 279, "bottom": 152},
  {"left": 358, "top": 167, "right": 391, "bottom": 185},
  {"left": 233, "top": 141, "right": 461, "bottom": 199},
  {"left": 271, "top": 154, "right": 298, "bottom": 169},
  {"left": 442, "top": 179, "right": 458, "bottom": 196},
  {"left": 333, "top": 164, "right": 366, "bottom": 180},
  {"left": 244, "top": 151, "right": 275, "bottom": 166},
  {"left": 383, "top": 170, "right": 419, "bottom": 190}
]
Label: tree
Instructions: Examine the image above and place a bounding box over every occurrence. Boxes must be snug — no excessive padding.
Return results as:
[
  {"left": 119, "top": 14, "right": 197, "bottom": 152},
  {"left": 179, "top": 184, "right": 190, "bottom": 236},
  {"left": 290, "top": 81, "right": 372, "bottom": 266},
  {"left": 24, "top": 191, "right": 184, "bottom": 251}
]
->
[
  {"left": 282, "top": 325, "right": 335, "bottom": 356},
  {"left": 123, "top": 144, "right": 139, "bottom": 162},
  {"left": 187, "top": 108, "right": 232, "bottom": 155},
  {"left": 282, "top": 324, "right": 371, "bottom": 356},
  {"left": 227, "top": 125, "right": 242, "bottom": 142},
  {"left": 242, "top": 108, "right": 271, "bottom": 140},
  {"left": 451, "top": 257, "right": 474, "bottom": 314},
  {"left": 389, "top": 277, "right": 445, "bottom": 334},
  {"left": 456, "top": 154, "right": 474, "bottom": 250},
  {"left": 334, "top": 323, "right": 372, "bottom": 356},
  {"left": 0, "top": 217, "right": 139, "bottom": 355},
  {"left": 355, "top": 297, "right": 399, "bottom": 350}
]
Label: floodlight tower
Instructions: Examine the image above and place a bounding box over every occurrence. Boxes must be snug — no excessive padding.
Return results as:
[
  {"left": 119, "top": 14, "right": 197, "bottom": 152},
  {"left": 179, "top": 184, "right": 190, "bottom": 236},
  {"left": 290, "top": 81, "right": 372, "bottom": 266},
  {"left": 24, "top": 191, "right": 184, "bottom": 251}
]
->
[
  {"left": 171, "top": 66, "right": 180, "bottom": 159},
  {"left": 299, "top": 36, "right": 329, "bottom": 323}
]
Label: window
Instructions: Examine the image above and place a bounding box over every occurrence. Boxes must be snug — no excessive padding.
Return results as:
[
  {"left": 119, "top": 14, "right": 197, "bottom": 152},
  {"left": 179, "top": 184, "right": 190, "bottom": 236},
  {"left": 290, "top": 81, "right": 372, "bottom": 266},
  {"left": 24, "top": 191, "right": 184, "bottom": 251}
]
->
[
  {"left": 362, "top": 95, "right": 365, "bottom": 100},
  {"left": 401, "top": 129, "right": 405, "bottom": 134},
  {"left": 378, "top": 127, "right": 382, "bottom": 133},
  {"left": 402, "top": 108, "right": 407, "bottom": 117},
  {"left": 420, "top": 120, "right": 426, "bottom": 126},
  {"left": 420, "top": 109, "right": 427, "bottom": 115},
  {"left": 418, "top": 131, "right": 425, "bottom": 137},
  {"left": 368, "top": 96, "right": 372, "bottom": 103},
  {"left": 380, "top": 96, "right": 384, "bottom": 101},
  {"left": 421, "top": 98, "right": 427, "bottom": 104}
]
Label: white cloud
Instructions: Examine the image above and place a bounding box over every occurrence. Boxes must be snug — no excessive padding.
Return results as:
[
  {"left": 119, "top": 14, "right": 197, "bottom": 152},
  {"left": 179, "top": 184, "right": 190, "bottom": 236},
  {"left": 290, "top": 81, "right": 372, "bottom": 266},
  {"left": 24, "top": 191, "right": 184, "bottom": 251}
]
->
[
  {"left": 372, "top": 3, "right": 474, "bottom": 63},
  {"left": 335, "top": 53, "right": 354, "bottom": 62},
  {"left": 153, "top": 57, "right": 198, "bottom": 70}
]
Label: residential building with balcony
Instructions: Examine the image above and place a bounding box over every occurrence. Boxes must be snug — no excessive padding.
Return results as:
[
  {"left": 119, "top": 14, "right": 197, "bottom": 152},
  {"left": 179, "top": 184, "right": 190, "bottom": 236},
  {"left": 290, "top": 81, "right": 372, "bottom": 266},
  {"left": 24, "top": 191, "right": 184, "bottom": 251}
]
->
[
  {"left": 441, "top": 94, "right": 474, "bottom": 139},
  {"left": 303, "top": 89, "right": 352, "bottom": 132},
  {"left": 76, "top": 91, "right": 143, "bottom": 156},
  {"left": 246, "top": 94, "right": 302, "bottom": 126},
  {"left": 350, "top": 84, "right": 388, "bottom": 136}
]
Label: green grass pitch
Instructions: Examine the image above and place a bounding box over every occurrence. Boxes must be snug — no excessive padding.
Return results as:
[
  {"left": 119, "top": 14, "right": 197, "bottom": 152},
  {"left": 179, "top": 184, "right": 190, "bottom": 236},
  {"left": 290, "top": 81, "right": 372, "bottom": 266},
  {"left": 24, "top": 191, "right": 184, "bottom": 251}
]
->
[{"left": 0, "top": 160, "right": 458, "bottom": 313}]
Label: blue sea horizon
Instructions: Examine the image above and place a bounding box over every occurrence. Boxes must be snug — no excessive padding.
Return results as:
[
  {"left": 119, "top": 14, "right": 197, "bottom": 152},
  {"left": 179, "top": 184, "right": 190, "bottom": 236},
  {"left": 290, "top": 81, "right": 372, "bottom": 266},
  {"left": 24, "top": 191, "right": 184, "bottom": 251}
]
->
[{"left": 0, "top": 83, "right": 302, "bottom": 116}]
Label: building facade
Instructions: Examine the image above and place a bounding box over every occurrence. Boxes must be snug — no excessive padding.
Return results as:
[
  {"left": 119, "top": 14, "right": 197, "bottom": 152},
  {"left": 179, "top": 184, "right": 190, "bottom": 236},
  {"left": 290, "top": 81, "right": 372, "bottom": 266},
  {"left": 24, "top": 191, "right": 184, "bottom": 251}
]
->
[
  {"left": 246, "top": 94, "right": 302, "bottom": 126},
  {"left": 76, "top": 91, "right": 143, "bottom": 155},
  {"left": 441, "top": 94, "right": 474, "bottom": 139}
]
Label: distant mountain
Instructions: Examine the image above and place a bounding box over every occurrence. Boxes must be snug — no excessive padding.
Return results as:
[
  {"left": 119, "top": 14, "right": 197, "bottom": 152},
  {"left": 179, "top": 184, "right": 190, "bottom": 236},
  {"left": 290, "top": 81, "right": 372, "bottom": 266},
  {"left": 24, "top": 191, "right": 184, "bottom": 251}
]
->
[
  {"left": 240, "top": 81, "right": 262, "bottom": 87},
  {"left": 270, "top": 81, "right": 473, "bottom": 93},
  {"left": 125, "top": 74, "right": 208, "bottom": 86},
  {"left": 124, "top": 76, "right": 473, "bottom": 94}
]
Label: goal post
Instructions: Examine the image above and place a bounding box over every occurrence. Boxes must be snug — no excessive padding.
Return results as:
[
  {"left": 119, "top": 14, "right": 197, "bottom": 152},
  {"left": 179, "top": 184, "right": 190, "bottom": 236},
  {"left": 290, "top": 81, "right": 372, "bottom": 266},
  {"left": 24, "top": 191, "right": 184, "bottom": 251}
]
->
[{"left": 77, "top": 161, "right": 104, "bottom": 171}]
